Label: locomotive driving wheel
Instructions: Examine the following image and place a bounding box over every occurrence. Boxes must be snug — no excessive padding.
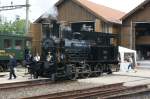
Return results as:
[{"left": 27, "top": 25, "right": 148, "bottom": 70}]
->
[
  {"left": 94, "top": 64, "right": 102, "bottom": 77},
  {"left": 81, "top": 63, "right": 91, "bottom": 78},
  {"left": 66, "top": 64, "right": 77, "bottom": 80}
]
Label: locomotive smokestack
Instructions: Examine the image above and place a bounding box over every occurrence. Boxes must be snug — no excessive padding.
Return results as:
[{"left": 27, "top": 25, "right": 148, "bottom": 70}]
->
[{"left": 42, "top": 6, "right": 58, "bottom": 20}]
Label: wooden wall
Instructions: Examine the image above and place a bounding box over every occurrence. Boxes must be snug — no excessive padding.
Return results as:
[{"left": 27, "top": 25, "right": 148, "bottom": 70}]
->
[{"left": 57, "top": 0, "right": 96, "bottom": 23}]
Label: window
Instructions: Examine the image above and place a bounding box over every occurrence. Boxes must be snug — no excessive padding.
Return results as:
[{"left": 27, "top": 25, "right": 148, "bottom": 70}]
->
[
  {"left": 4, "top": 39, "right": 12, "bottom": 49},
  {"left": 15, "top": 40, "right": 22, "bottom": 50},
  {"left": 42, "top": 24, "right": 50, "bottom": 38}
]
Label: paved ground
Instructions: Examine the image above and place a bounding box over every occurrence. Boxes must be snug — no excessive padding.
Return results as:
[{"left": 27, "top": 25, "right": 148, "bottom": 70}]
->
[
  {"left": 137, "top": 60, "right": 150, "bottom": 68},
  {"left": 79, "top": 68, "right": 150, "bottom": 87},
  {"left": 79, "top": 62, "right": 150, "bottom": 87},
  {"left": 0, "top": 67, "right": 48, "bottom": 84},
  {"left": 0, "top": 64, "right": 150, "bottom": 86}
]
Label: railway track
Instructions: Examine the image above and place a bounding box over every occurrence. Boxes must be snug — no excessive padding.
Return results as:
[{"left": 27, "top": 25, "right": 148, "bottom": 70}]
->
[
  {"left": 0, "top": 79, "right": 51, "bottom": 90},
  {"left": 0, "top": 78, "right": 149, "bottom": 99},
  {"left": 104, "top": 88, "right": 150, "bottom": 99},
  {"left": 102, "top": 84, "right": 148, "bottom": 99},
  {"left": 22, "top": 83, "right": 124, "bottom": 99},
  {"left": 22, "top": 83, "right": 149, "bottom": 99}
]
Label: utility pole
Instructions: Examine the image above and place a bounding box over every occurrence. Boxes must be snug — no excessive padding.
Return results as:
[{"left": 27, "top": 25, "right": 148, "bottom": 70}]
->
[{"left": 25, "top": 0, "right": 29, "bottom": 34}]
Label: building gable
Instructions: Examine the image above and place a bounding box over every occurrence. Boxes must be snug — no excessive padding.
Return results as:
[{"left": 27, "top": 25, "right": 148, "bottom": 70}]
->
[
  {"left": 56, "top": 0, "right": 97, "bottom": 23},
  {"left": 56, "top": 0, "right": 125, "bottom": 24}
]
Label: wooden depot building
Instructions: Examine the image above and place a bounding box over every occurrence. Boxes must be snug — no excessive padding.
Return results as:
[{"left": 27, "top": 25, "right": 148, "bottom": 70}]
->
[{"left": 121, "top": 0, "right": 150, "bottom": 60}]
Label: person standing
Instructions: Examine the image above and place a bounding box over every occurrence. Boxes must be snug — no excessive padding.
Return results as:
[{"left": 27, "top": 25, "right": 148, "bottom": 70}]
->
[
  {"left": 8, "top": 54, "right": 17, "bottom": 80},
  {"left": 32, "top": 53, "right": 41, "bottom": 79},
  {"left": 46, "top": 51, "right": 52, "bottom": 62},
  {"left": 25, "top": 51, "right": 32, "bottom": 73},
  {"left": 34, "top": 53, "right": 40, "bottom": 62}
]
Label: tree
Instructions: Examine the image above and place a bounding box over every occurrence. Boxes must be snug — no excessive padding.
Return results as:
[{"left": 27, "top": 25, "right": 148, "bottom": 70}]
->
[
  {"left": 14, "top": 19, "right": 26, "bottom": 34},
  {"left": 0, "top": 18, "right": 28, "bottom": 35}
]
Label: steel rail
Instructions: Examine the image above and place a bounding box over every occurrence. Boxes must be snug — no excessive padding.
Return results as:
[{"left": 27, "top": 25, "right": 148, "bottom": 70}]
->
[
  {"left": 23, "top": 83, "right": 148, "bottom": 99},
  {"left": 22, "top": 83, "right": 124, "bottom": 99},
  {"left": 103, "top": 85, "right": 150, "bottom": 99},
  {"left": 0, "top": 79, "right": 51, "bottom": 90}
]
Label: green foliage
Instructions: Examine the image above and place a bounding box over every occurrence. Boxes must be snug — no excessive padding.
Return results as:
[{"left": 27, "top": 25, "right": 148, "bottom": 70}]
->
[
  {"left": 0, "top": 19, "right": 27, "bottom": 35},
  {"left": 15, "top": 19, "right": 26, "bottom": 34}
]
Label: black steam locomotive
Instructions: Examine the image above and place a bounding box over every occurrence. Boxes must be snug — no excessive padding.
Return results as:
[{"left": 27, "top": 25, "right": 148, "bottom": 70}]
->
[{"left": 37, "top": 29, "right": 119, "bottom": 80}]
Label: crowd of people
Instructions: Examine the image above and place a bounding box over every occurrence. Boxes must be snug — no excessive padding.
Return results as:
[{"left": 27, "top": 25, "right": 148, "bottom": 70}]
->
[
  {"left": 24, "top": 51, "right": 54, "bottom": 79},
  {"left": 24, "top": 51, "right": 40, "bottom": 79},
  {"left": 7, "top": 50, "right": 54, "bottom": 80}
]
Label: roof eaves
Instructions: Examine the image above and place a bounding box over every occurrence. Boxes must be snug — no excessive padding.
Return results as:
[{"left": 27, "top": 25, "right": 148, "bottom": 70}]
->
[
  {"left": 34, "top": 14, "right": 43, "bottom": 23},
  {"left": 34, "top": 13, "right": 57, "bottom": 23},
  {"left": 108, "top": 19, "right": 122, "bottom": 24}
]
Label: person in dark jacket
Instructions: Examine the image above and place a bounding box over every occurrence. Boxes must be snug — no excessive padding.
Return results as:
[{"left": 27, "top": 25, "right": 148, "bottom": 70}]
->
[
  {"left": 24, "top": 51, "right": 32, "bottom": 74},
  {"left": 8, "top": 54, "right": 17, "bottom": 80}
]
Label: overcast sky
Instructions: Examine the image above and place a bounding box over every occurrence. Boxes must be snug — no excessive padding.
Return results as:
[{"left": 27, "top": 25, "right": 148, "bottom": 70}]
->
[{"left": 0, "top": 0, "right": 145, "bottom": 22}]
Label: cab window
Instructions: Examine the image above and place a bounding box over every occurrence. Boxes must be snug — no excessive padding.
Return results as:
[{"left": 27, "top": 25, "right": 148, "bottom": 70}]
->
[
  {"left": 4, "top": 39, "right": 12, "bottom": 49},
  {"left": 15, "top": 40, "right": 22, "bottom": 50}
]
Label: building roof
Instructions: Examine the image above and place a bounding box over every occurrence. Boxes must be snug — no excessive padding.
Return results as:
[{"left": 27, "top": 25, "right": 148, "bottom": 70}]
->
[
  {"left": 34, "top": 12, "right": 57, "bottom": 23},
  {"left": 122, "top": 0, "right": 149, "bottom": 20},
  {"left": 55, "top": 0, "right": 125, "bottom": 24}
]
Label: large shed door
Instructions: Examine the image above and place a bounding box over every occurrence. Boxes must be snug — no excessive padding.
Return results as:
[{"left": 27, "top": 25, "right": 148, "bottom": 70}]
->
[{"left": 135, "top": 22, "right": 150, "bottom": 60}]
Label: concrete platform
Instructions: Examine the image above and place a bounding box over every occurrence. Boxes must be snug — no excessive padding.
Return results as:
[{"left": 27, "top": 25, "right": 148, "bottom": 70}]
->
[
  {"left": 78, "top": 68, "right": 150, "bottom": 87},
  {"left": 137, "top": 60, "right": 150, "bottom": 68},
  {"left": 0, "top": 67, "right": 150, "bottom": 87}
]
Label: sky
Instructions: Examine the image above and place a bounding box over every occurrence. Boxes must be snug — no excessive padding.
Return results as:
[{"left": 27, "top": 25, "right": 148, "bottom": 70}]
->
[{"left": 0, "top": 0, "right": 145, "bottom": 22}]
